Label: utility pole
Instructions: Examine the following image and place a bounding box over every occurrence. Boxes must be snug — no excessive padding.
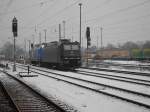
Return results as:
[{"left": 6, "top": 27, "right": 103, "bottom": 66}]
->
[
  {"left": 39, "top": 32, "right": 41, "bottom": 45},
  {"left": 39, "top": 32, "right": 41, "bottom": 66},
  {"left": 24, "top": 39, "right": 26, "bottom": 64},
  {"left": 44, "top": 29, "right": 47, "bottom": 43},
  {"left": 97, "top": 35, "right": 98, "bottom": 49},
  {"left": 79, "top": 3, "right": 82, "bottom": 47},
  {"left": 71, "top": 26, "right": 74, "bottom": 42},
  {"left": 59, "top": 24, "right": 61, "bottom": 41},
  {"left": 28, "top": 40, "right": 31, "bottom": 64},
  {"left": 12, "top": 17, "right": 18, "bottom": 72},
  {"left": 13, "top": 36, "right": 16, "bottom": 71},
  {"left": 35, "top": 25, "right": 37, "bottom": 44},
  {"left": 79, "top": 3, "right": 82, "bottom": 66},
  {"left": 62, "top": 21, "right": 66, "bottom": 39},
  {"left": 100, "top": 27, "right": 103, "bottom": 58},
  {"left": 100, "top": 27, "right": 103, "bottom": 50},
  {"left": 32, "top": 34, "right": 35, "bottom": 45}
]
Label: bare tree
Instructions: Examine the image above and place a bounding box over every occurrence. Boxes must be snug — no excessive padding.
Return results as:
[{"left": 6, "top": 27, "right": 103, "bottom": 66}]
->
[{"left": 0, "top": 42, "right": 24, "bottom": 60}]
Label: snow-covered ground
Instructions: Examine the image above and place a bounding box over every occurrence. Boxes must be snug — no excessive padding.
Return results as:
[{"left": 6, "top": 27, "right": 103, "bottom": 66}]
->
[
  {"left": 103, "top": 60, "right": 150, "bottom": 66},
  {"left": 0, "top": 62, "right": 150, "bottom": 112},
  {"left": 87, "top": 60, "right": 150, "bottom": 73},
  {"left": 78, "top": 68, "right": 150, "bottom": 82}
]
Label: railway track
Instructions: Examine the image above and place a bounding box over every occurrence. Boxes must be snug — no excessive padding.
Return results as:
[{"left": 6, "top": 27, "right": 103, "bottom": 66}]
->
[
  {"left": 81, "top": 67, "right": 150, "bottom": 77},
  {"left": 76, "top": 69, "right": 150, "bottom": 86},
  {"left": 0, "top": 70, "right": 67, "bottom": 112},
  {"left": 95, "top": 62, "right": 150, "bottom": 69},
  {"left": 0, "top": 79, "right": 18, "bottom": 112},
  {"left": 16, "top": 64, "right": 150, "bottom": 109}
]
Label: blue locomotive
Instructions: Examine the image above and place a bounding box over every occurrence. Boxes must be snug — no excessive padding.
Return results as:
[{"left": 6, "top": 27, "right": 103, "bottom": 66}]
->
[{"left": 30, "top": 39, "right": 81, "bottom": 69}]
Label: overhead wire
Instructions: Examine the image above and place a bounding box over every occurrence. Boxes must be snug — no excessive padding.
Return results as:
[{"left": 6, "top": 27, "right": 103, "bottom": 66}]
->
[
  {"left": 14, "top": 0, "right": 58, "bottom": 39},
  {"left": 58, "top": 0, "right": 150, "bottom": 33},
  {"left": 24, "top": 0, "right": 58, "bottom": 27},
  {"left": 2, "top": 0, "right": 150, "bottom": 46},
  {"left": 105, "top": 22, "right": 150, "bottom": 34},
  {"left": 37, "top": 0, "right": 81, "bottom": 26},
  {"left": 65, "top": 0, "right": 112, "bottom": 22},
  {"left": 102, "top": 13, "right": 150, "bottom": 29},
  {"left": 0, "top": 0, "right": 52, "bottom": 15},
  {"left": 85, "top": 0, "right": 150, "bottom": 24},
  {"left": 17, "top": 0, "right": 80, "bottom": 40}
]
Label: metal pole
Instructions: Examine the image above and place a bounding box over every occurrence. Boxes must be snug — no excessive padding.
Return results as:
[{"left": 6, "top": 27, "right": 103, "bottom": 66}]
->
[
  {"left": 87, "top": 39, "right": 88, "bottom": 67},
  {"left": 79, "top": 3, "right": 82, "bottom": 66},
  {"left": 32, "top": 34, "right": 35, "bottom": 45},
  {"left": 35, "top": 25, "right": 37, "bottom": 44},
  {"left": 59, "top": 24, "right": 61, "bottom": 41},
  {"left": 100, "top": 27, "right": 103, "bottom": 59},
  {"left": 97, "top": 35, "right": 98, "bottom": 49},
  {"left": 71, "top": 26, "right": 74, "bottom": 42},
  {"left": 13, "top": 36, "right": 16, "bottom": 71},
  {"left": 39, "top": 32, "right": 41, "bottom": 45},
  {"left": 79, "top": 3, "right": 82, "bottom": 47},
  {"left": 39, "top": 32, "right": 41, "bottom": 66},
  {"left": 24, "top": 39, "right": 26, "bottom": 64},
  {"left": 28, "top": 40, "right": 31, "bottom": 63},
  {"left": 100, "top": 27, "right": 103, "bottom": 50},
  {"left": 63, "top": 21, "right": 66, "bottom": 39},
  {"left": 44, "top": 29, "right": 47, "bottom": 43}
]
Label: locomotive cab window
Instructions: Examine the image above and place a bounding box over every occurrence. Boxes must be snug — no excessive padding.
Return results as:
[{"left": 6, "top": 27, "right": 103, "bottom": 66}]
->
[
  {"left": 64, "top": 45, "right": 71, "bottom": 50},
  {"left": 63, "top": 45, "right": 79, "bottom": 50},
  {"left": 72, "top": 45, "right": 79, "bottom": 50}
]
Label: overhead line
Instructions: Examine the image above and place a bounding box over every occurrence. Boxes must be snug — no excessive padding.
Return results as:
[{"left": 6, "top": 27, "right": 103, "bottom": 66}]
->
[
  {"left": 24, "top": 0, "right": 58, "bottom": 27},
  {"left": 0, "top": 0, "right": 52, "bottom": 15},
  {"left": 103, "top": 13, "right": 150, "bottom": 28},
  {"left": 104, "top": 27, "right": 150, "bottom": 36},
  {"left": 17, "top": 0, "right": 80, "bottom": 39},
  {"left": 37, "top": 0, "right": 81, "bottom": 26},
  {"left": 62, "top": 13, "right": 150, "bottom": 34},
  {"left": 65, "top": 0, "right": 112, "bottom": 22},
  {"left": 86, "top": 0, "right": 150, "bottom": 23}
]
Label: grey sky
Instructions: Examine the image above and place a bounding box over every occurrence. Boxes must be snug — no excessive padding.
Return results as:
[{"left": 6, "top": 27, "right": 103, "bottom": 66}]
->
[{"left": 0, "top": 0, "right": 150, "bottom": 48}]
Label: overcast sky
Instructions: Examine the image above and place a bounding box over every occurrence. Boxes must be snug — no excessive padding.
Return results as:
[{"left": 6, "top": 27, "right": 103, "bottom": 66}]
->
[{"left": 0, "top": 0, "right": 150, "bottom": 48}]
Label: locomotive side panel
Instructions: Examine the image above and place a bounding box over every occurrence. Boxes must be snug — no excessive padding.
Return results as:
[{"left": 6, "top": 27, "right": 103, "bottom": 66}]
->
[
  {"left": 42, "top": 43, "right": 61, "bottom": 64},
  {"left": 31, "top": 39, "right": 81, "bottom": 69},
  {"left": 31, "top": 47, "right": 39, "bottom": 62}
]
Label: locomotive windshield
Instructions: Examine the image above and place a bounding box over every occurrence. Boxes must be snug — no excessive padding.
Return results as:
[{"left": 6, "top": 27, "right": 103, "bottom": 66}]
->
[
  {"left": 63, "top": 45, "right": 79, "bottom": 50},
  {"left": 72, "top": 45, "right": 79, "bottom": 50},
  {"left": 64, "top": 45, "right": 71, "bottom": 50}
]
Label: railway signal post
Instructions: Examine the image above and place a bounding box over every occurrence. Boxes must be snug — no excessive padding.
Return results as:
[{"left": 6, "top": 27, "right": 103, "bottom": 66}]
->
[
  {"left": 86, "top": 27, "right": 91, "bottom": 67},
  {"left": 12, "top": 17, "right": 18, "bottom": 72}
]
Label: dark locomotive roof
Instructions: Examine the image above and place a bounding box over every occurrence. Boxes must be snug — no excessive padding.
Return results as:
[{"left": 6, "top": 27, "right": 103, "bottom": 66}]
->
[
  {"left": 32, "top": 39, "right": 79, "bottom": 49},
  {"left": 60, "top": 39, "right": 70, "bottom": 43}
]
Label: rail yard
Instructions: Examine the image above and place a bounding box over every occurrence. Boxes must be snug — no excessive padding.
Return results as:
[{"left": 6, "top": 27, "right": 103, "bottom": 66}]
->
[
  {"left": 0, "top": 61, "right": 149, "bottom": 112},
  {"left": 0, "top": 0, "right": 150, "bottom": 112}
]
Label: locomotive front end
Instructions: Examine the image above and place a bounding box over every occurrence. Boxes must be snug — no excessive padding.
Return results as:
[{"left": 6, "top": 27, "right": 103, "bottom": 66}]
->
[{"left": 62, "top": 42, "right": 81, "bottom": 68}]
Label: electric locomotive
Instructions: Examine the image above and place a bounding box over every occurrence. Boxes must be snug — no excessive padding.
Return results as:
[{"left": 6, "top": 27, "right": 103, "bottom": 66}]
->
[{"left": 30, "top": 39, "right": 81, "bottom": 69}]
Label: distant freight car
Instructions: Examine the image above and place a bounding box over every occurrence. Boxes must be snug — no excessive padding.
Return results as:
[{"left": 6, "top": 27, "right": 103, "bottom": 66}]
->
[
  {"left": 143, "top": 49, "right": 150, "bottom": 59},
  {"left": 131, "top": 48, "right": 150, "bottom": 60},
  {"left": 30, "top": 39, "right": 81, "bottom": 69}
]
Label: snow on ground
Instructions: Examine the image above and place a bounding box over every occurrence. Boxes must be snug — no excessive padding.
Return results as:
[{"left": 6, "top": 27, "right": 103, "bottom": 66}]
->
[
  {"left": 31, "top": 67, "right": 150, "bottom": 105},
  {"left": 91, "top": 60, "right": 150, "bottom": 73},
  {"left": 31, "top": 67, "right": 150, "bottom": 95},
  {"left": 78, "top": 68, "right": 150, "bottom": 82},
  {"left": 90, "top": 64, "right": 150, "bottom": 74},
  {"left": 103, "top": 60, "right": 150, "bottom": 66},
  {"left": 0, "top": 64, "right": 149, "bottom": 112}
]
